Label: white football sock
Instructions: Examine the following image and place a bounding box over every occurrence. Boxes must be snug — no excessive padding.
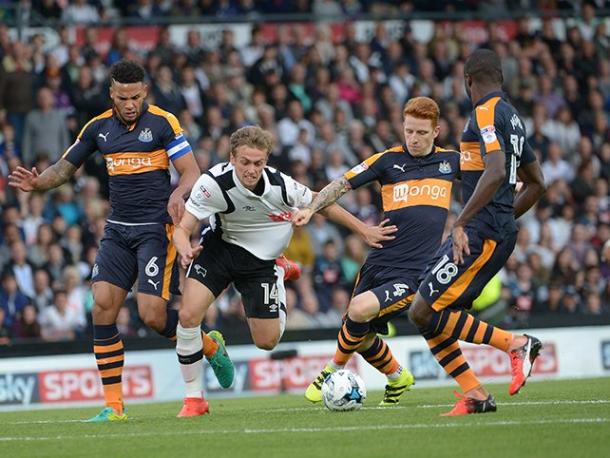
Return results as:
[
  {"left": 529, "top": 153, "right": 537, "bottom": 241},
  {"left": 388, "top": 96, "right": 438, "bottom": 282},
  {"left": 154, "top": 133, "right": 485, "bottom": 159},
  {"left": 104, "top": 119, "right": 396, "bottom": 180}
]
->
[
  {"left": 387, "top": 365, "right": 403, "bottom": 381},
  {"left": 176, "top": 323, "right": 204, "bottom": 399}
]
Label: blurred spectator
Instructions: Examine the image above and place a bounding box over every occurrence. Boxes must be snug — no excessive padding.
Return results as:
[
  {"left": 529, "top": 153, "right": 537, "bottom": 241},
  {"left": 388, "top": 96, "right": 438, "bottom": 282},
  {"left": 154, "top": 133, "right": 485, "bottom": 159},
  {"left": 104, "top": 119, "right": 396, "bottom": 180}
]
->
[
  {"left": 8, "top": 240, "right": 35, "bottom": 298},
  {"left": 22, "top": 87, "right": 70, "bottom": 166},
  {"left": 39, "top": 289, "right": 82, "bottom": 340},
  {"left": 152, "top": 65, "right": 186, "bottom": 115},
  {"left": 0, "top": 306, "right": 10, "bottom": 344},
  {"left": 12, "top": 304, "right": 41, "bottom": 339},
  {"left": 62, "top": 265, "right": 87, "bottom": 330},
  {"left": 307, "top": 213, "right": 343, "bottom": 256},
  {"left": 116, "top": 306, "right": 137, "bottom": 337},
  {"left": 325, "top": 287, "right": 349, "bottom": 328},
  {"left": 313, "top": 239, "right": 346, "bottom": 312},
  {"left": 31, "top": 268, "right": 53, "bottom": 312},
  {"left": 341, "top": 235, "right": 367, "bottom": 288},
  {"left": 1, "top": 41, "right": 35, "bottom": 150},
  {"left": 0, "top": 270, "right": 30, "bottom": 328}
]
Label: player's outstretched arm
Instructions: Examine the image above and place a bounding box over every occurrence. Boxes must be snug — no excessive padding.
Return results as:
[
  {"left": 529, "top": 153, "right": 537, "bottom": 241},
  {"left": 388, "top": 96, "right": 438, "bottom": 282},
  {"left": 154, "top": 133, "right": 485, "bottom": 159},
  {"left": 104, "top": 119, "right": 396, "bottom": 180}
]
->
[
  {"left": 173, "top": 211, "right": 203, "bottom": 269},
  {"left": 8, "top": 158, "right": 77, "bottom": 193},
  {"left": 292, "top": 177, "right": 351, "bottom": 226},
  {"left": 514, "top": 160, "right": 546, "bottom": 219},
  {"left": 321, "top": 204, "right": 397, "bottom": 249}
]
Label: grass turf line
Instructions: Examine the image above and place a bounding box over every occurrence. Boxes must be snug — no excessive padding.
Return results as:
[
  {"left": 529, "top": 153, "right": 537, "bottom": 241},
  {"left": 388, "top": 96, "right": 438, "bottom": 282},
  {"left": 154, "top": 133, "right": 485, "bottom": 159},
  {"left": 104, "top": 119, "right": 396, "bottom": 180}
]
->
[{"left": 1, "top": 377, "right": 609, "bottom": 458}]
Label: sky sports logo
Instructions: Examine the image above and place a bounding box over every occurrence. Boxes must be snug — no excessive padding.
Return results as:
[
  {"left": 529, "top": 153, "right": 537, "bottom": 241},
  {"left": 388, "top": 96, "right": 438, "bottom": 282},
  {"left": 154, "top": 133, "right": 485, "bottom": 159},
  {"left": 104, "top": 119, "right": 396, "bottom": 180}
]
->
[
  {"left": 0, "top": 366, "right": 153, "bottom": 406},
  {"left": 0, "top": 373, "right": 39, "bottom": 406}
]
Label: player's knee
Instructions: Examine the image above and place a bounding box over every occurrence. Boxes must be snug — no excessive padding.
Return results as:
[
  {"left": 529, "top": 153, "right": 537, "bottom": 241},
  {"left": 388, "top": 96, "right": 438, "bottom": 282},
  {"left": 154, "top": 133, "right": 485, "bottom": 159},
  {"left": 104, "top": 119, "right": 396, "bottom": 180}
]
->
[
  {"left": 253, "top": 335, "right": 279, "bottom": 351},
  {"left": 347, "top": 296, "right": 375, "bottom": 323},
  {"left": 91, "top": 300, "right": 115, "bottom": 323},
  {"left": 140, "top": 310, "right": 165, "bottom": 332},
  {"left": 408, "top": 300, "right": 431, "bottom": 328},
  {"left": 178, "top": 307, "right": 201, "bottom": 329}
]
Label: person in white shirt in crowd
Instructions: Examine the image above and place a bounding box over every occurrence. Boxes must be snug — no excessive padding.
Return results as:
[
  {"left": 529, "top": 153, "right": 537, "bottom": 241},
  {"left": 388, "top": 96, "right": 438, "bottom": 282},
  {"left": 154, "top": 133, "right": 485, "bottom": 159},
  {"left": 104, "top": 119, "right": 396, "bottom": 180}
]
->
[
  {"left": 39, "top": 289, "right": 83, "bottom": 341},
  {"left": 171, "top": 125, "right": 396, "bottom": 417},
  {"left": 541, "top": 142, "right": 574, "bottom": 184}
]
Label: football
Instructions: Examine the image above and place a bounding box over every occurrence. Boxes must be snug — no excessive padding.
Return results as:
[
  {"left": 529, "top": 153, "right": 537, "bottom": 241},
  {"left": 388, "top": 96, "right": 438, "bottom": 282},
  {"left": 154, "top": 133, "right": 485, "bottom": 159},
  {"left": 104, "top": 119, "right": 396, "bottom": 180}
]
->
[{"left": 321, "top": 369, "right": 367, "bottom": 411}]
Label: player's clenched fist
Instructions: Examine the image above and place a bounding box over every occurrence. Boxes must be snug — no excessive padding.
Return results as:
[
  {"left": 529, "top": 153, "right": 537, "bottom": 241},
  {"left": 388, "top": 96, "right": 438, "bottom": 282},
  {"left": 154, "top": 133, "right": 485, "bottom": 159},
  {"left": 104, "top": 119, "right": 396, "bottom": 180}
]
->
[{"left": 292, "top": 208, "right": 313, "bottom": 226}]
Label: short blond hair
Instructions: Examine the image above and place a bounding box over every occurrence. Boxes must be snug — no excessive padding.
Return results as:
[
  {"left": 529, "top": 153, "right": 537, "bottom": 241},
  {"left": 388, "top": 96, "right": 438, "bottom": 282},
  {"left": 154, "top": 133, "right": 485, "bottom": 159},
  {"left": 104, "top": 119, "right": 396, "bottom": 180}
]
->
[{"left": 230, "top": 126, "right": 275, "bottom": 157}]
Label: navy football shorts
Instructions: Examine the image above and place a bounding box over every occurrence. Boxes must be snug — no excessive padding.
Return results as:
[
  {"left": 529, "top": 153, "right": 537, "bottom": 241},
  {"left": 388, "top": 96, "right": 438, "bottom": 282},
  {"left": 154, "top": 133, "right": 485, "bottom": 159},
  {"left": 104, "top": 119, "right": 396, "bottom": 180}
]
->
[
  {"left": 92, "top": 222, "right": 180, "bottom": 300},
  {"left": 417, "top": 227, "right": 517, "bottom": 311},
  {"left": 351, "top": 263, "right": 418, "bottom": 334}
]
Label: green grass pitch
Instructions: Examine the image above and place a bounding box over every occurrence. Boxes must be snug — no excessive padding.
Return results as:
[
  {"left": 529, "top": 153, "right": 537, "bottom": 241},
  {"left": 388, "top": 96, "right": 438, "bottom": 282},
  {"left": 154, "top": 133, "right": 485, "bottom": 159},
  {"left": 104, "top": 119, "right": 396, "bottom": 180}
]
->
[{"left": 1, "top": 378, "right": 609, "bottom": 458}]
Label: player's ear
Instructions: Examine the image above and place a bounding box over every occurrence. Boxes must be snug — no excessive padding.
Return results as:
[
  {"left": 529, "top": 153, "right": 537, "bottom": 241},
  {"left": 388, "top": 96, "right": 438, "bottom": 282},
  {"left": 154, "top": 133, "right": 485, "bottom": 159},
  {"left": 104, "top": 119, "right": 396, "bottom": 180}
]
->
[{"left": 433, "top": 124, "right": 440, "bottom": 139}]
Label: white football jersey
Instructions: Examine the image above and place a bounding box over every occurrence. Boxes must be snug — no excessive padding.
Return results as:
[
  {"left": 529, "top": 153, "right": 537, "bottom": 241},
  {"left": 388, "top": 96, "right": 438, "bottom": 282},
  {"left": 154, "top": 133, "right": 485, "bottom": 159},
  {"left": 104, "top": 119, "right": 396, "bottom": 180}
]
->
[{"left": 185, "top": 162, "right": 313, "bottom": 260}]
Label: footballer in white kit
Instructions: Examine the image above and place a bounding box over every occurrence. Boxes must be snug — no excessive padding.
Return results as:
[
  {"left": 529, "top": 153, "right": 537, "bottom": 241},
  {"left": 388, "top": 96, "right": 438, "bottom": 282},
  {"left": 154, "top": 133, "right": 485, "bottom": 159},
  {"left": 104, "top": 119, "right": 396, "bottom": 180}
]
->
[
  {"left": 171, "top": 126, "right": 397, "bottom": 417},
  {"left": 184, "top": 160, "right": 312, "bottom": 322}
]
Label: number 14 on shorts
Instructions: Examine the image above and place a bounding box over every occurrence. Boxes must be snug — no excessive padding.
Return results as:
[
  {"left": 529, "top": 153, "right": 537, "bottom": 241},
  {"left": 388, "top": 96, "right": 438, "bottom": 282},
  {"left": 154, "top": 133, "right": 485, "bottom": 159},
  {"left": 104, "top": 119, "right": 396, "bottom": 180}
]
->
[{"left": 261, "top": 282, "right": 279, "bottom": 307}]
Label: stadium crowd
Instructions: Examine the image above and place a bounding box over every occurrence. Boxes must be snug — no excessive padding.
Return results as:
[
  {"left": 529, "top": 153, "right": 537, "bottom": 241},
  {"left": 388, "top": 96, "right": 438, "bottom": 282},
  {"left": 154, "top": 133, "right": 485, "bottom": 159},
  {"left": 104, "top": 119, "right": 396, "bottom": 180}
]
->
[{"left": 0, "top": 1, "right": 609, "bottom": 344}]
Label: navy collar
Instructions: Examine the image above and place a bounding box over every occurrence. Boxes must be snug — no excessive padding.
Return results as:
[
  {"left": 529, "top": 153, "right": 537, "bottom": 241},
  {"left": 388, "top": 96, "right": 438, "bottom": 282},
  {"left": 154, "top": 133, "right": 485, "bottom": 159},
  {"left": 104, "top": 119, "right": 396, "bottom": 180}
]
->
[
  {"left": 474, "top": 90, "right": 505, "bottom": 108},
  {"left": 402, "top": 143, "right": 437, "bottom": 159}
]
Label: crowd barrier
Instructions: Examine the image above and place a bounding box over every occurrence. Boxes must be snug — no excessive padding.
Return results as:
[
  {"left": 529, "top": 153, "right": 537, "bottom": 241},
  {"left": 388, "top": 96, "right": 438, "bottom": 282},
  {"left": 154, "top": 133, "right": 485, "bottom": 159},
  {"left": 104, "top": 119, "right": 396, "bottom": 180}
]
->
[{"left": 1, "top": 325, "right": 609, "bottom": 411}]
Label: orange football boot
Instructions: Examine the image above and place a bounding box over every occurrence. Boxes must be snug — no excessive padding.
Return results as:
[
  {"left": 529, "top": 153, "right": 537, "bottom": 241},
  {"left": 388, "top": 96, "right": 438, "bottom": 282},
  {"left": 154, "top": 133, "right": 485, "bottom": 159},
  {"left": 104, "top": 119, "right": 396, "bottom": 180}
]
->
[
  {"left": 177, "top": 397, "right": 210, "bottom": 418},
  {"left": 509, "top": 334, "right": 542, "bottom": 396},
  {"left": 441, "top": 391, "right": 497, "bottom": 416},
  {"left": 276, "top": 255, "right": 301, "bottom": 281}
]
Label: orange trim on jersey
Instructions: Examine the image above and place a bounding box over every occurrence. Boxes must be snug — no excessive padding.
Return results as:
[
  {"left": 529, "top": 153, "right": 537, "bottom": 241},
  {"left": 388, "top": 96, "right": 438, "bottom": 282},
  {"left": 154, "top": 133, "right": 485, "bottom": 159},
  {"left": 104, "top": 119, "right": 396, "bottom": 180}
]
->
[
  {"left": 434, "top": 146, "right": 457, "bottom": 153},
  {"left": 162, "top": 224, "right": 177, "bottom": 300},
  {"left": 148, "top": 104, "right": 183, "bottom": 136},
  {"left": 460, "top": 141, "right": 485, "bottom": 171},
  {"left": 381, "top": 178, "right": 452, "bottom": 212},
  {"left": 344, "top": 152, "right": 385, "bottom": 180},
  {"left": 475, "top": 97, "right": 501, "bottom": 152},
  {"left": 78, "top": 109, "right": 113, "bottom": 139},
  {"left": 431, "top": 239, "right": 497, "bottom": 312},
  {"left": 61, "top": 109, "right": 113, "bottom": 160},
  {"left": 104, "top": 149, "right": 169, "bottom": 176},
  {"left": 378, "top": 293, "right": 414, "bottom": 317}
]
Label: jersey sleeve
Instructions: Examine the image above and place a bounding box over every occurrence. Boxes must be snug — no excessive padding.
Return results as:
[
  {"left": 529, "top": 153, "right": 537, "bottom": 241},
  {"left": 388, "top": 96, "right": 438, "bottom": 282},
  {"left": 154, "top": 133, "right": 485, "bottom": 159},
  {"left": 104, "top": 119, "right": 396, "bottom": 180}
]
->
[
  {"left": 185, "top": 174, "right": 228, "bottom": 220},
  {"left": 61, "top": 119, "right": 98, "bottom": 167},
  {"left": 160, "top": 112, "right": 193, "bottom": 162},
  {"left": 344, "top": 152, "right": 385, "bottom": 189},
  {"left": 474, "top": 103, "right": 505, "bottom": 157},
  {"left": 282, "top": 172, "right": 313, "bottom": 208}
]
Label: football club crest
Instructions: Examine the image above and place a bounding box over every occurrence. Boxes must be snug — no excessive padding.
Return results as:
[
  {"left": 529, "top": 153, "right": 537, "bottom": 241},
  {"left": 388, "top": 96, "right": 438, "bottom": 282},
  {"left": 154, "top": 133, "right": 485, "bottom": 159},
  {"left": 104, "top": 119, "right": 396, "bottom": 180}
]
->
[
  {"left": 439, "top": 161, "right": 452, "bottom": 174},
  {"left": 138, "top": 128, "right": 153, "bottom": 143}
]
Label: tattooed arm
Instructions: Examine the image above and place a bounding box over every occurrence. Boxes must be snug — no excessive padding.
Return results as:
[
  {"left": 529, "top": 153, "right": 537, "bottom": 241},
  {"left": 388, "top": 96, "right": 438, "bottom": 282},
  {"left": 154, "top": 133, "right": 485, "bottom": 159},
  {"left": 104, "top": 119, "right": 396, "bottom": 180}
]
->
[
  {"left": 292, "top": 176, "right": 352, "bottom": 226},
  {"left": 8, "top": 159, "right": 77, "bottom": 193}
]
